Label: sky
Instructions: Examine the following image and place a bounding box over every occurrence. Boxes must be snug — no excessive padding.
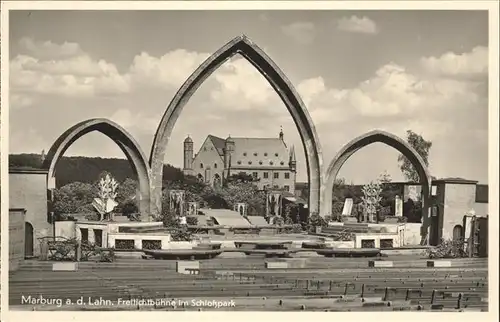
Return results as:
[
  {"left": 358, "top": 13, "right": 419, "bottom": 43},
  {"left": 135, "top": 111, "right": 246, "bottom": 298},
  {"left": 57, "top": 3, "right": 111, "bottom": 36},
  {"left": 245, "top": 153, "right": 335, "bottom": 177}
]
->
[{"left": 8, "top": 10, "right": 489, "bottom": 184}]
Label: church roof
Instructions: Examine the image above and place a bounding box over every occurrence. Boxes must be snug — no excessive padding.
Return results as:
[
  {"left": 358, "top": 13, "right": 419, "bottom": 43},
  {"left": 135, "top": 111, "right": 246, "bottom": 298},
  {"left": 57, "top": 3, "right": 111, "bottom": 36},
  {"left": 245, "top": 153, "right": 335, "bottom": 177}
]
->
[
  {"left": 208, "top": 135, "right": 227, "bottom": 156},
  {"left": 208, "top": 135, "right": 290, "bottom": 169}
]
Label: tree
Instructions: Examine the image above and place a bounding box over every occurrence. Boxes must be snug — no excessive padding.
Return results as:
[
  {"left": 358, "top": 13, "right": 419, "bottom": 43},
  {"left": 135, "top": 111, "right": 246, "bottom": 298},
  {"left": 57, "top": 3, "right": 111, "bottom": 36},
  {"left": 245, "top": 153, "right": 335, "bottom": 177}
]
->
[
  {"left": 218, "top": 182, "right": 266, "bottom": 215},
  {"left": 226, "top": 172, "right": 259, "bottom": 184},
  {"left": 53, "top": 182, "right": 97, "bottom": 215},
  {"left": 398, "top": 130, "right": 432, "bottom": 182},
  {"left": 379, "top": 170, "right": 392, "bottom": 184}
]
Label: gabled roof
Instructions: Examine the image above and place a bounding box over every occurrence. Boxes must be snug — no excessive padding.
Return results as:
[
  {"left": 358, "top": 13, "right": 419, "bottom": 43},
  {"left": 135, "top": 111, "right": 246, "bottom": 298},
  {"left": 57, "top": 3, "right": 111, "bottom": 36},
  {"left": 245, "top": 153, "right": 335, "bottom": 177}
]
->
[
  {"left": 208, "top": 135, "right": 227, "bottom": 156},
  {"left": 207, "top": 135, "right": 291, "bottom": 169}
]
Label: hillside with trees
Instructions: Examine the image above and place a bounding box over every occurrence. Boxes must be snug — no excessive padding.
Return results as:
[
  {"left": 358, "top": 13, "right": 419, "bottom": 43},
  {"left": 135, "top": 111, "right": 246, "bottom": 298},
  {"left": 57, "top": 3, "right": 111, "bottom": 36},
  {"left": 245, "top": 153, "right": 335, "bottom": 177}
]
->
[{"left": 9, "top": 153, "right": 184, "bottom": 187}]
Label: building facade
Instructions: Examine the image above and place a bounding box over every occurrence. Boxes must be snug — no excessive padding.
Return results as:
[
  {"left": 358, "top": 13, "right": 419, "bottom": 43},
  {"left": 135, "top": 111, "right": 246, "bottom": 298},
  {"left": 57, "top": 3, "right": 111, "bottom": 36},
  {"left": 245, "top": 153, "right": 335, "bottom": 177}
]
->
[{"left": 183, "top": 130, "right": 297, "bottom": 194}]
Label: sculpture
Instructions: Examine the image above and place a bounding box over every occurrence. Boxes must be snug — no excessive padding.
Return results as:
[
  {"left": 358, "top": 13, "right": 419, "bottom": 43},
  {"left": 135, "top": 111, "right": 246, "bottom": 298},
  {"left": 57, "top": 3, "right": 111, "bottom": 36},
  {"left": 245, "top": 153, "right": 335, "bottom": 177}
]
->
[
  {"left": 92, "top": 174, "right": 119, "bottom": 221},
  {"left": 169, "top": 190, "right": 185, "bottom": 217},
  {"left": 266, "top": 191, "right": 282, "bottom": 218},
  {"left": 361, "top": 181, "right": 383, "bottom": 223}
]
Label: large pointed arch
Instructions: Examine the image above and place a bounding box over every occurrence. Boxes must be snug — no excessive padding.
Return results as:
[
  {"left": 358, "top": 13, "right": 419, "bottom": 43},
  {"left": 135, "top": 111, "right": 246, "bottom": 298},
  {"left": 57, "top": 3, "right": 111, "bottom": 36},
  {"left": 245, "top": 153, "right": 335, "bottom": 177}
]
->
[
  {"left": 322, "top": 130, "right": 433, "bottom": 245},
  {"left": 149, "top": 35, "right": 324, "bottom": 217},
  {"left": 42, "top": 118, "right": 152, "bottom": 218}
]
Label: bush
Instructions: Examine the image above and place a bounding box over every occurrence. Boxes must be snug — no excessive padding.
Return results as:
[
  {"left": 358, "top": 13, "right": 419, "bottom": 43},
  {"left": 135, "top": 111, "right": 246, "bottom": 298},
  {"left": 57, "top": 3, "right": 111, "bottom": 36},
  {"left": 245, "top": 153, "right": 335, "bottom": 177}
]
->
[
  {"left": 170, "top": 227, "right": 193, "bottom": 241},
  {"left": 307, "top": 214, "right": 327, "bottom": 232},
  {"left": 425, "top": 239, "right": 466, "bottom": 259},
  {"left": 186, "top": 216, "right": 198, "bottom": 226},
  {"left": 332, "top": 230, "right": 355, "bottom": 241}
]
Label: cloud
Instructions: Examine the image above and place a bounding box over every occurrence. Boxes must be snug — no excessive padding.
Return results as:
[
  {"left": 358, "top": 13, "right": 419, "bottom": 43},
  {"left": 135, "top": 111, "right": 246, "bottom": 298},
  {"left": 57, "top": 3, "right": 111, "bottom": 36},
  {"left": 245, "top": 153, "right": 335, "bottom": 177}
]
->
[
  {"left": 298, "top": 59, "right": 481, "bottom": 132},
  {"left": 127, "top": 49, "right": 209, "bottom": 89},
  {"left": 337, "top": 16, "right": 378, "bottom": 34},
  {"left": 10, "top": 51, "right": 130, "bottom": 99},
  {"left": 281, "top": 22, "right": 316, "bottom": 44},
  {"left": 209, "top": 57, "right": 277, "bottom": 111},
  {"left": 109, "top": 109, "right": 160, "bottom": 133},
  {"left": 19, "top": 37, "right": 83, "bottom": 59},
  {"left": 420, "top": 46, "right": 488, "bottom": 78}
]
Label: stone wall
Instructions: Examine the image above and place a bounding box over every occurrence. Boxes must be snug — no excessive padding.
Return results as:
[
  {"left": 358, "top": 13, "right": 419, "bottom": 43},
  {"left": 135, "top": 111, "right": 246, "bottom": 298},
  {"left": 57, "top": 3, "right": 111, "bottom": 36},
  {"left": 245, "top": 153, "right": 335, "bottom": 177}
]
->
[
  {"left": 9, "top": 170, "right": 52, "bottom": 256},
  {"left": 438, "top": 181, "right": 477, "bottom": 240},
  {"left": 9, "top": 208, "right": 26, "bottom": 271}
]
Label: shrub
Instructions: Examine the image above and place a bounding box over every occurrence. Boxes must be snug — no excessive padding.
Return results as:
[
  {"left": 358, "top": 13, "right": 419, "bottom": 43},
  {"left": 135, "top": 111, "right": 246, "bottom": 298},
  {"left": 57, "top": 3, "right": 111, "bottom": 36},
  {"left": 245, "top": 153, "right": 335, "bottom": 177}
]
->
[
  {"left": 170, "top": 227, "right": 193, "bottom": 241},
  {"left": 307, "top": 214, "right": 327, "bottom": 232},
  {"left": 332, "top": 230, "right": 355, "bottom": 241},
  {"left": 186, "top": 216, "right": 198, "bottom": 226},
  {"left": 426, "top": 239, "right": 466, "bottom": 259},
  {"left": 46, "top": 237, "right": 78, "bottom": 261}
]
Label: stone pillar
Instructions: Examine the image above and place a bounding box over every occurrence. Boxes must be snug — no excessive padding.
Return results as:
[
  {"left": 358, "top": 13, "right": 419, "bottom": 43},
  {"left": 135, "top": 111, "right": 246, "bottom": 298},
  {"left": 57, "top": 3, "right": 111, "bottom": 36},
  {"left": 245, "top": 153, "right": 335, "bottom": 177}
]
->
[
  {"left": 88, "top": 229, "right": 95, "bottom": 245},
  {"left": 134, "top": 238, "right": 141, "bottom": 250},
  {"left": 75, "top": 227, "right": 82, "bottom": 242},
  {"left": 234, "top": 203, "right": 248, "bottom": 217},
  {"left": 187, "top": 202, "right": 198, "bottom": 216},
  {"left": 395, "top": 195, "right": 403, "bottom": 217}
]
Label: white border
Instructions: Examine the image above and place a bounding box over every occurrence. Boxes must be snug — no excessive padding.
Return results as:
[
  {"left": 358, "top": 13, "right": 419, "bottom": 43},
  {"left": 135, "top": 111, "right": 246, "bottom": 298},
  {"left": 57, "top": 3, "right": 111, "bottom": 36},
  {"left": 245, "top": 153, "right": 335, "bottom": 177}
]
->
[{"left": 1, "top": 1, "right": 498, "bottom": 322}]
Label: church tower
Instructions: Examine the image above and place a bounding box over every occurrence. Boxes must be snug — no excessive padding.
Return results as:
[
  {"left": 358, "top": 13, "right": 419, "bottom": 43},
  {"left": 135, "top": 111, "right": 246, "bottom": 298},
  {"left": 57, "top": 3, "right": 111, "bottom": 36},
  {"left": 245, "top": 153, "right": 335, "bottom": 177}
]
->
[
  {"left": 289, "top": 145, "right": 297, "bottom": 173},
  {"left": 183, "top": 135, "right": 194, "bottom": 175},
  {"left": 223, "top": 135, "right": 235, "bottom": 180}
]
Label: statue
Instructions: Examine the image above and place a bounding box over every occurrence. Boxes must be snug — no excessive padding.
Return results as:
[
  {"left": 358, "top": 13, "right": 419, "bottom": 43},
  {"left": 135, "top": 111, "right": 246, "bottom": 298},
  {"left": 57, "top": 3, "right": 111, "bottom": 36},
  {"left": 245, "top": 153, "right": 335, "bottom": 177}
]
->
[
  {"left": 266, "top": 191, "right": 282, "bottom": 218},
  {"left": 361, "top": 181, "right": 383, "bottom": 223},
  {"left": 92, "top": 173, "right": 119, "bottom": 221},
  {"left": 169, "top": 190, "right": 185, "bottom": 217}
]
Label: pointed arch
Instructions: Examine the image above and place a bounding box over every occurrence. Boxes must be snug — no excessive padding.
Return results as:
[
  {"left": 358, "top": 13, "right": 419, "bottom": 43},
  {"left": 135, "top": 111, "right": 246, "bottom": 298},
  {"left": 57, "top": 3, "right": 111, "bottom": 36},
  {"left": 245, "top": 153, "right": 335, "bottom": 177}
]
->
[
  {"left": 322, "top": 130, "right": 433, "bottom": 245},
  {"left": 42, "top": 118, "right": 152, "bottom": 219},
  {"left": 149, "top": 35, "right": 323, "bottom": 217}
]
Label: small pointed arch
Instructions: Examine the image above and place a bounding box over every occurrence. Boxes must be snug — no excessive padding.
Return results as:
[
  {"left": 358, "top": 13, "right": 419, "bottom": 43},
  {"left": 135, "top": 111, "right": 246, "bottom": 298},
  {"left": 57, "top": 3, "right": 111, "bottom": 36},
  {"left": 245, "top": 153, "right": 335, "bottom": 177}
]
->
[
  {"left": 149, "top": 35, "right": 324, "bottom": 216},
  {"left": 322, "top": 130, "right": 433, "bottom": 244},
  {"left": 42, "top": 118, "right": 152, "bottom": 219}
]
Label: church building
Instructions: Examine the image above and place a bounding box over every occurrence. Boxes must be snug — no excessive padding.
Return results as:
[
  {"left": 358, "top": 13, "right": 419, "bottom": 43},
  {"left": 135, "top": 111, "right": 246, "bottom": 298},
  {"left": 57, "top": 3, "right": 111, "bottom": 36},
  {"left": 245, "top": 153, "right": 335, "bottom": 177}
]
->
[{"left": 182, "top": 129, "right": 297, "bottom": 194}]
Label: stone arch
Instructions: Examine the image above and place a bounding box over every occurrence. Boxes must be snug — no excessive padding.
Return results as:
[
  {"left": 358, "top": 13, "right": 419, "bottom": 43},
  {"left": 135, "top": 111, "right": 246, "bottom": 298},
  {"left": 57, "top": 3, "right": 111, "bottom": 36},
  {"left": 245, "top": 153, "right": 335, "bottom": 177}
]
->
[
  {"left": 149, "top": 35, "right": 323, "bottom": 217},
  {"left": 322, "top": 130, "right": 433, "bottom": 245},
  {"left": 42, "top": 118, "right": 152, "bottom": 219}
]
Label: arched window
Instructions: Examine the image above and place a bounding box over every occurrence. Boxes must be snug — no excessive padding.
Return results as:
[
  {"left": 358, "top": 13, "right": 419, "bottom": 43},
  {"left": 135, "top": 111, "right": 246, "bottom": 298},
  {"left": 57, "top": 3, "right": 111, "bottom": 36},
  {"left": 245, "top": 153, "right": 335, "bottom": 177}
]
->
[
  {"left": 214, "top": 163, "right": 218, "bottom": 169},
  {"left": 200, "top": 163, "right": 204, "bottom": 169},
  {"left": 453, "top": 225, "right": 464, "bottom": 241}
]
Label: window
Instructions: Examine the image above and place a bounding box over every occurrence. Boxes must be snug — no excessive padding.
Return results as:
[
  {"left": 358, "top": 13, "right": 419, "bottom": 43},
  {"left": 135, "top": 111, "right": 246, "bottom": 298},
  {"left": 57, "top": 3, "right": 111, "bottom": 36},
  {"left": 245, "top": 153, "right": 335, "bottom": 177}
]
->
[
  {"left": 252, "top": 172, "right": 258, "bottom": 178},
  {"left": 273, "top": 185, "right": 279, "bottom": 189},
  {"left": 274, "top": 172, "right": 279, "bottom": 179},
  {"left": 243, "top": 152, "right": 247, "bottom": 156},
  {"left": 248, "top": 161, "right": 252, "bottom": 165},
  {"left": 275, "top": 153, "right": 279, "bottom": 157},
  {"left": 214, "top": 163, "right": 217, "bottom": 169},
  {"left": 284, "top": 172, "right": 290, "bottom": 179},
  {"left": 254, "top": 152, "right": 258, "bottom": 156},
  {"left": 280, "top": 161, "right": 285, "bottom": 165},
  {"left": 259, "top": 161, "right": 263, "bottom": 165},
  {"left": 200, "top": 163, "right": 204, "bottom": 169},
  {"left": 270, "top": 161, "right": 274, "bottom": 165},
  {"left": 284, "top": 185, "right": 290, "bottom": 192},
  {"left": 264, "top": 153, "right": 268, "bottom": 156},
  {"left": 237, "top": 161, "right": 242, "bottom": 165},
  {"left": 263, "top": 172, "right": 269, "bottom": 179}
]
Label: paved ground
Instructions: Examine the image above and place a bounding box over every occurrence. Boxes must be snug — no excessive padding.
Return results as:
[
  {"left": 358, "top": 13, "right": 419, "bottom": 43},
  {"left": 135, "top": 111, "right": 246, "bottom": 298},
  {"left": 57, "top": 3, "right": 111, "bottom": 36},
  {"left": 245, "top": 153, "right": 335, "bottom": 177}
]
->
[{"left": 9, "top": 256, "right": 488, "bottom": 311}]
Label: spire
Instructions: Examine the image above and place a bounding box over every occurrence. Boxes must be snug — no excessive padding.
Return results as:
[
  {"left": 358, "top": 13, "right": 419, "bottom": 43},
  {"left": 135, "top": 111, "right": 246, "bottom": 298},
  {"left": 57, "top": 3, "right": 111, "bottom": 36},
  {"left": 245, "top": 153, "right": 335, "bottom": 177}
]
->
[
  {"left": 289, "top": 145, "right": 296, "bottom": 162},
  {"left": 279, "top": 126, "right": 284, "bottom": 140}
]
